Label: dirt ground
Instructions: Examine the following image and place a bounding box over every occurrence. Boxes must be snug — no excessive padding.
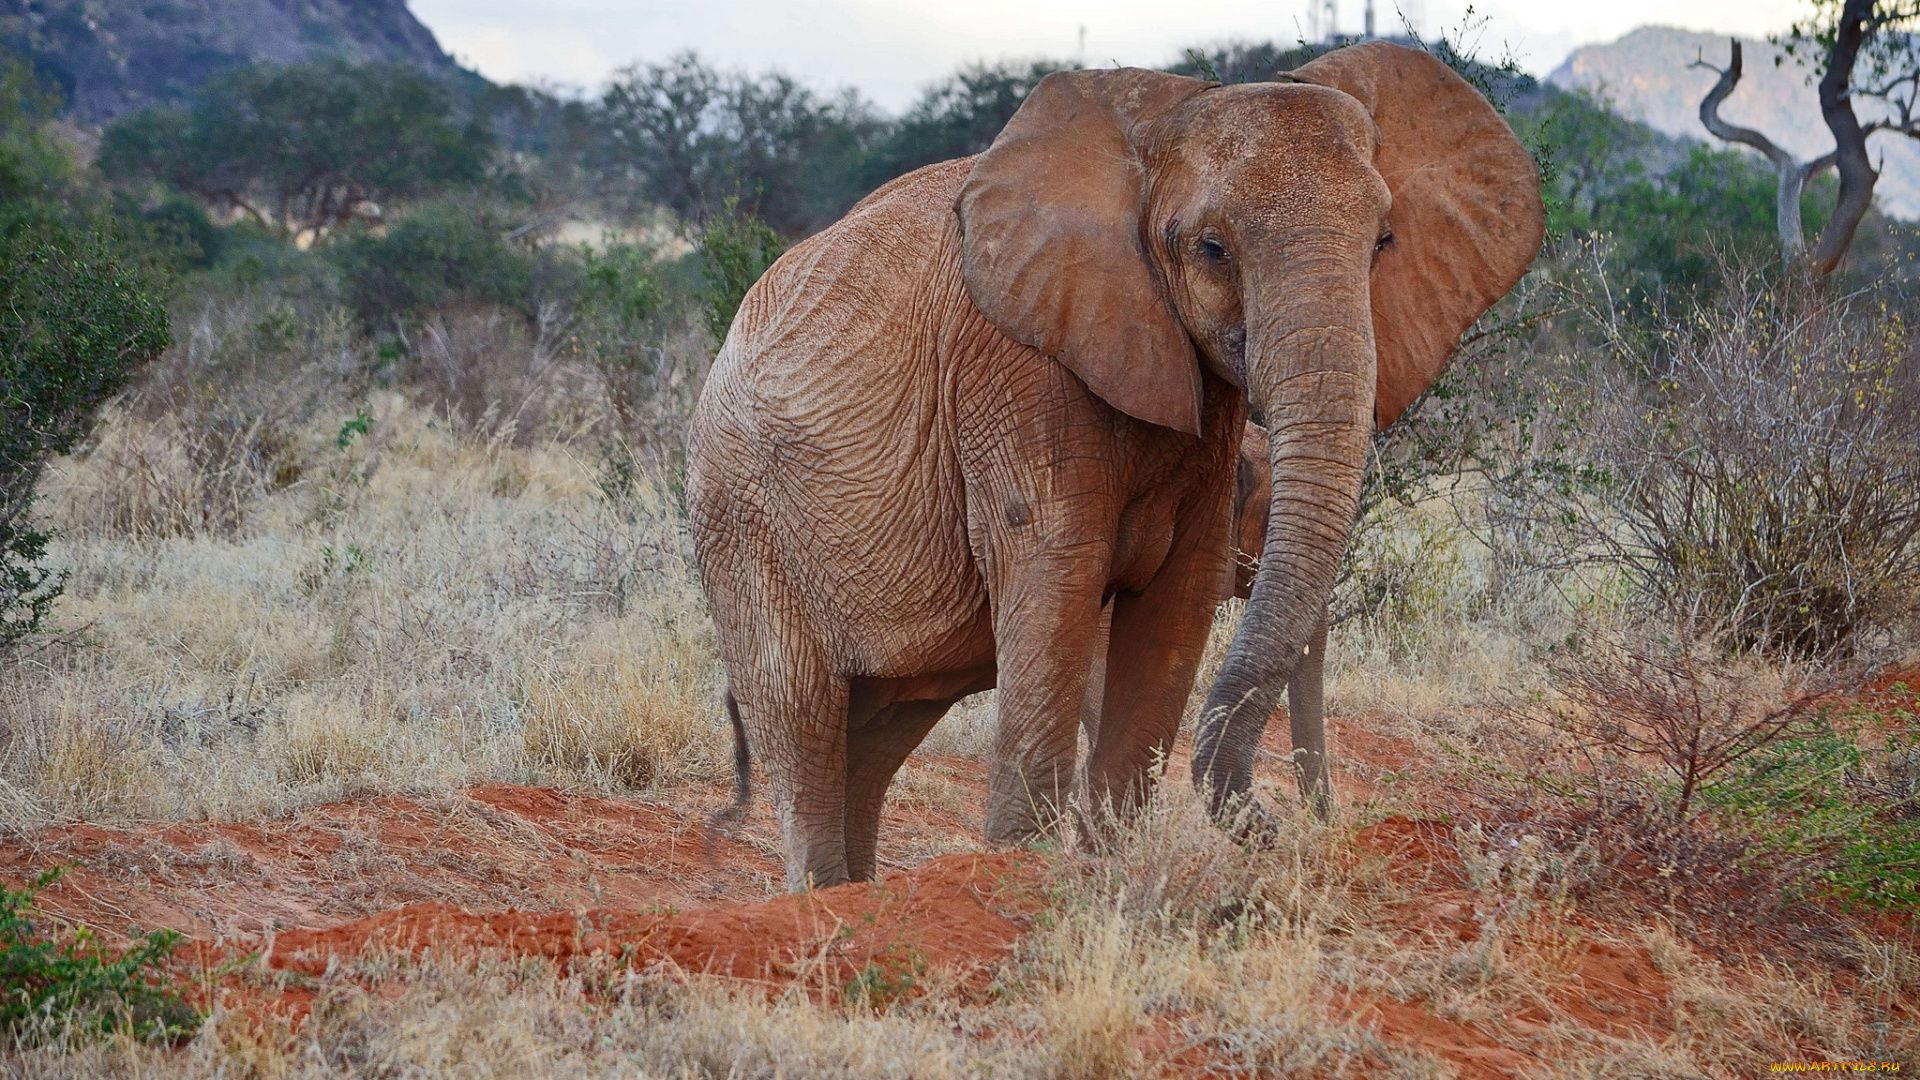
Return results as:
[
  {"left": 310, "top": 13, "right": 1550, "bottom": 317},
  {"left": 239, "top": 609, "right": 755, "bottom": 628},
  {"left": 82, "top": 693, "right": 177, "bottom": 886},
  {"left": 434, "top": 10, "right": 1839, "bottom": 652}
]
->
[{"left": 6, "top": 710, "right": 1823, "bottom": 1080}]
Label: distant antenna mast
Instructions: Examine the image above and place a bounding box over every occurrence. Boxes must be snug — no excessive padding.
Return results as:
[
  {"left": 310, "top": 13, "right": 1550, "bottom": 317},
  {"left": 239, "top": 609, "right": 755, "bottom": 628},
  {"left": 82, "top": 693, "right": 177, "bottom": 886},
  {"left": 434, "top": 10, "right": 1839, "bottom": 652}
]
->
[
  {"left": 1364, "top": 0, "right": 1375, "bottom": 38},
  {"left": 1317, "top": 0, "right": 1338, "bottom": 43},
  {"left": 1077, "top": 25, "right": 1086, "bottom": 63}
]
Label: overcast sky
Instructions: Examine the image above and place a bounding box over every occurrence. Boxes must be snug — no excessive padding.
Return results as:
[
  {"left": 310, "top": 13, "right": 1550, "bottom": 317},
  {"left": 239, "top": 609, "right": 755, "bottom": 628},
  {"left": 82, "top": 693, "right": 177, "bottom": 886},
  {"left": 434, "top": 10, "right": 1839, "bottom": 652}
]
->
[{"left": 409, "top": 0, "right": 1808, "bottom": 112}]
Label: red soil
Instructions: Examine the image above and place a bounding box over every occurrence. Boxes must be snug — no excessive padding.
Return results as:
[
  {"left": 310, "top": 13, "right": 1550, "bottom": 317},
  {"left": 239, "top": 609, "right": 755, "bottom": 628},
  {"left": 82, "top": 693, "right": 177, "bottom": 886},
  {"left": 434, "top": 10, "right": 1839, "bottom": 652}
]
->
[
  {"left": 0, "top": 783, "right": 784, "bottom": 943},
  {"left": 267, "top": 849, "right": 1042, "bottom": 985},
  {"left": 1, "top": 776, "right": 1042, "bottom": 1028},
  {"left": 0, "top": 711, "right": 1875, "bottom": 1076},
  {"left": 1342, "top": 816, "right": 1678, "bottom": 1080}
]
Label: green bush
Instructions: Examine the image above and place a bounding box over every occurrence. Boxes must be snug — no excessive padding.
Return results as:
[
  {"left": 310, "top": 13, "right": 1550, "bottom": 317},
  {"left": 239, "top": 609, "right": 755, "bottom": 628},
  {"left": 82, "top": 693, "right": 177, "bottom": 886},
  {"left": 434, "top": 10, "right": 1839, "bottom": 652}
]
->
[
  {"left": 0, "top": 869, "right": 199, "bottom": 1043},
  {"left": 0, "top": 56, "right": 70, "bottom": 207},
  {"left": 1594, "top": 145, "right": 1834, "bottom": 306},
  {"left": 327, "top": 200, "right": 538, "bottom": 331},
  {"left": 0, "top": 217, "right": 171, "bottom": 647},
  {"left": 584, "top": 242, "right": 667, "bottom": 330},
  {"left": 578, "top": 242, "right": 667, "bottom": 429},
  {"left": 1708, "top": 692, "right": 1920, "bottom": 910},
  {"left": 697, "top": 198, "right": 786, "bottom": 345}
]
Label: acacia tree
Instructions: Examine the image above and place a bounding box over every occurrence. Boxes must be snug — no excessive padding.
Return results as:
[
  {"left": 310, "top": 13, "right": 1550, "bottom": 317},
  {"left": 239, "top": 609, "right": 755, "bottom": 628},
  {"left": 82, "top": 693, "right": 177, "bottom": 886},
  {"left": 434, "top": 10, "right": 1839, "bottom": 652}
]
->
[
  {"left": 857, "top": 59, "right": 1067, "bottom": 190},
  {"left": 1694, "top": 0, "right": 1920, "bottom": 271},
  {"left": 597, "top": 52, "right": 879, "bottom": 236},
  {"left": 99, "top": 60, "right": 491, "bottom": 242}
]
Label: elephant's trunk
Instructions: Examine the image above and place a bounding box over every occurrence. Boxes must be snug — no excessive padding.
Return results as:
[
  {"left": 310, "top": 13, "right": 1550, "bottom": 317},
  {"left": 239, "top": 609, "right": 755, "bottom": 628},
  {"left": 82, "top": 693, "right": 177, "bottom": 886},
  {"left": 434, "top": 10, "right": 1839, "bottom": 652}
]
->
[{"left": 1192, "top": 277, "right": 1374, "bottom": 826}]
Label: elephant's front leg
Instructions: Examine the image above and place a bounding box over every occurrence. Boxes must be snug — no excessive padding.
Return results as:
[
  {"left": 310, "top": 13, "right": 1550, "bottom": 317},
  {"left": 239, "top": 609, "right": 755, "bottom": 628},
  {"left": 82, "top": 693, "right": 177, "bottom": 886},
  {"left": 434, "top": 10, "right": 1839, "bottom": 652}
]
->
[
  {"left": 1286, "top": 609, "right": 1331, "bottom": 815},
  {"left": 983, "top": 550, "right": 1109, "bottom": 845},
  {"left": 1084, "top": 514, "right": 1232, "bottom": 818}
]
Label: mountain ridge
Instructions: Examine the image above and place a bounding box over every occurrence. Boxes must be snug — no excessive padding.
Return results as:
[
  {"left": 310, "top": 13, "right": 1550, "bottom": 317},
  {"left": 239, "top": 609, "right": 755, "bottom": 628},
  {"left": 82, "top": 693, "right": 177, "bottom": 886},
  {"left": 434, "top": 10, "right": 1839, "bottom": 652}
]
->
[{"left": 1, "top": 0, "right": 457, "bottom": 123}]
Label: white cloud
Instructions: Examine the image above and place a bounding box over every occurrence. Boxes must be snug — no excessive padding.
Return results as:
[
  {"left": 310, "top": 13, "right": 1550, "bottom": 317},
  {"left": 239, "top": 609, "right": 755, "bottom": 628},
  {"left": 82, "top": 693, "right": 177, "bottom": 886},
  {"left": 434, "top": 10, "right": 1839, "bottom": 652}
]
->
[{"left": 409, "top": 0, "right": 1813, "bottom": 110}]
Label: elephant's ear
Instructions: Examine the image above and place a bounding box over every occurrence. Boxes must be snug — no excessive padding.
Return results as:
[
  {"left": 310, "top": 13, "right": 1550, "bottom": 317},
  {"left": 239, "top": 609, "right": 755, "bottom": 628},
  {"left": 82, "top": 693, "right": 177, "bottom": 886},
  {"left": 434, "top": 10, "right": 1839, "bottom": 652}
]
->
[
  {"left": 1290, "top": 42, "right": 1543, "bottom": 428},
  {"left": 956, "top": 69, "right": 1215, "bottom": 435}
]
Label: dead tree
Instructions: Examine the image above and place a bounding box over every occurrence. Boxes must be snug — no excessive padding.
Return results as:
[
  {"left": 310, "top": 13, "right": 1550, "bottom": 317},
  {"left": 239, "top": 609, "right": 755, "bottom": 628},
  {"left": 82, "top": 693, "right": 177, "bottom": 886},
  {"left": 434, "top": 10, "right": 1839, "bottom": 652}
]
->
[
  {"left": 1692, "top": 41, "right": 1836, "bottom": 259},
  {"left": 1695, "top": 0, "right": 1920, "bottom": 273}
]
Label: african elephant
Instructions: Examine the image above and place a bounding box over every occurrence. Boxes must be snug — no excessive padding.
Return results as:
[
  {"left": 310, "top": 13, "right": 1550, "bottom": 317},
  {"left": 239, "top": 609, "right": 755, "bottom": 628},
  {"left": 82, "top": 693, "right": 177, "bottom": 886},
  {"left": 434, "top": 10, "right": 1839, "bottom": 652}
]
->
[
  {"left": 688, "top": 41, "right": 1542, "bottom": 890},
  {"left": 1078, "top": 423, "right": 1282, "bottom": 766}
]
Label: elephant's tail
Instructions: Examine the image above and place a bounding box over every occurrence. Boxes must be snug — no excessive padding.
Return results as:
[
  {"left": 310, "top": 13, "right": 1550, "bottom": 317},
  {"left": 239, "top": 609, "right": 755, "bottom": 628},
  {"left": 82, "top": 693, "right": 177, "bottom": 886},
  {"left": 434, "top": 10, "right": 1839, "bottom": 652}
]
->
[{"left": 708, "top": 688, "right": 752, "bottom": 837}]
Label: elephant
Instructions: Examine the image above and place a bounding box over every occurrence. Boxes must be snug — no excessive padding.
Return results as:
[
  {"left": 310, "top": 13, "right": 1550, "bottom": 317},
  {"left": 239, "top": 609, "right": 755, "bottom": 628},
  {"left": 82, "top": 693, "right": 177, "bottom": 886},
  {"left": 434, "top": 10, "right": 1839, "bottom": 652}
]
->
[
  {"left": 1079, "top": 422, "right": 1278, "bottom": 768},
  {"left": 688, "top": 41, "right": 1543, "bottom": 891}
]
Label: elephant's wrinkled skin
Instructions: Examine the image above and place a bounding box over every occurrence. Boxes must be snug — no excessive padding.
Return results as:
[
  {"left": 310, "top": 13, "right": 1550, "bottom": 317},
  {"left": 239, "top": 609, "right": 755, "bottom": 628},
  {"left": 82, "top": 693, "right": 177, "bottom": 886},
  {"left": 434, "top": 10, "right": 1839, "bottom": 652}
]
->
[{"left": 689, "top": 42, "right": 1543, "bottom": 890}]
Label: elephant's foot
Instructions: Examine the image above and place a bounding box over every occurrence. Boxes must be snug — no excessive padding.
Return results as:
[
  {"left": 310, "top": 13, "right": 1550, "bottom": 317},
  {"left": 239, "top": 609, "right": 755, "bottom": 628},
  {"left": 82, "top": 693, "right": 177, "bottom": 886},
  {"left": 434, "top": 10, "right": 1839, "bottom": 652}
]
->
[
  {"left": 783, "top": 850, "right": 852, "bottom": 893},
  {"left": 774, "top": 800, "right": 851, "bottom": 892},
  {"left": 983, "top": 763, "right": 1073, "bottom": 847}
]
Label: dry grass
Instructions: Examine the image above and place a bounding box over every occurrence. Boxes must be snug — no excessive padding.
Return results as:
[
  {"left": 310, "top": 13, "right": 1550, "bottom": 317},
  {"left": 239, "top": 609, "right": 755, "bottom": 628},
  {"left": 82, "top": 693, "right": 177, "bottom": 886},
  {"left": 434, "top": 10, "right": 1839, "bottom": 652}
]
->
[
  {"left": 0, "top": 297, "right": 727, "bottom": 826},
  {"left": 1033, "top": 905, "right": 1145, "bottom": 1078},
  {"left": 2, "top": 294, "right": 1913, "bottom": 1076},
  {"left": 519, "top": 622, "right": 726, "bottom": 790},
  {"left": 1, "top": 769, "right": 1906, "bottom": 1076},
  {"left": 1323, "top": 492, "right": 1580, "bottom": 727},
  {"left": 917, "top": 690, "right": 998, "bottom": 759}
]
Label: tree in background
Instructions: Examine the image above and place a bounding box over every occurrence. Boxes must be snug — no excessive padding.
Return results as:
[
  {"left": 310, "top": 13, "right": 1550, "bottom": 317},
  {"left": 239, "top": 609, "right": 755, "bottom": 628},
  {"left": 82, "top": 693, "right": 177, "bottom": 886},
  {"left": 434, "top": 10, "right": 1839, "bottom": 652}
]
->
[
  {"left": 97, "top": 60, "right": 491, "bottom": 243},
  {"left": 0, "top": 57, "right": 69, "bottom": 205},
  {"left": 1, "top": 59, "right": 171, "bottom": 647},
  {"left": 1168, "top": 41, "right": 1319, "bottom": 83},
  {"left": 1695, "top": 0, "right": 1920, "bottom": 270},
  {"left": 1514, "top": 83, "right": 1880, "bottom": 310},
  {"left": 857, "top": 59, "right": 1066, "bottom": 189},
  {"left": 597, "top": 52, "right": 880, "bottom": 237},
  {"left": 1520, "top": 87, "right": 1660, "bottom": 235}
]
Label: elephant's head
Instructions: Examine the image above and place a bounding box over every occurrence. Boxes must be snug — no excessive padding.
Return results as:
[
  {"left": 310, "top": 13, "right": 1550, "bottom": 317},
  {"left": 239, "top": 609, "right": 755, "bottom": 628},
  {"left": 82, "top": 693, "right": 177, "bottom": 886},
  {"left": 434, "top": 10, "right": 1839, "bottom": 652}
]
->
[{"left": 955, "top": 42, "right": 1542, "bottom": 824}]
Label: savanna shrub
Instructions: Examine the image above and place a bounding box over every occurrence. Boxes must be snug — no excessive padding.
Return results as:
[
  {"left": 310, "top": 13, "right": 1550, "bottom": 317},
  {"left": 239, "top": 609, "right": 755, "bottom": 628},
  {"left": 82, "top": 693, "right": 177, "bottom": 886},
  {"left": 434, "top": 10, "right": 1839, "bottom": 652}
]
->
[
  {"left": 1589, "top": 273, "right": 1920, "bottom": 655},
  {"left": 0, "top": 869, "right": 198, "bottom": 1043},
  {"left": 578, "top": 242, "right": 669, "bottom": 434},
  {"left": 697, "top": 198, "right": 787, "bottom": 345},
  {"left": 1495, "top": 263, "right": 1920, "bottom": 657},
  {"left": 1333, "top": 511, "right": 1475, "bottom": 658},
  {"left": 328, "top": 199, "right": 537, "bottom": 331},
  {"left": 0, "top": 218, "right": 171, "bottom": 645}
]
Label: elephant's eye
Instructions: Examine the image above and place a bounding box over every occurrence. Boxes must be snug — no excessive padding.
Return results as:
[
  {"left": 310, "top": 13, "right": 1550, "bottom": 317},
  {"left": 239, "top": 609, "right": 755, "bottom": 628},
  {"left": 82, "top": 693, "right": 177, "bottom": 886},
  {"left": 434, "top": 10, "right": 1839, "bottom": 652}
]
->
[
  {"left": 1199, "top": 236, "right": 1229, "bottom": 263},
  {"left": 1374, "top": 228, "right": 1395, "bottom": 254}
]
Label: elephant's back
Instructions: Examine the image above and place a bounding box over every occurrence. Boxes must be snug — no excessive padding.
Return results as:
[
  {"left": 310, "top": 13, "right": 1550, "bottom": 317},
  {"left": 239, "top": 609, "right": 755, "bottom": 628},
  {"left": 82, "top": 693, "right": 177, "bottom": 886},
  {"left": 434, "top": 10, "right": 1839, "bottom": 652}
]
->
[
  {"left": 697, "top": 156, "right": 975, "bottom": 482},
  {"left": 727, "top": 157, "right": 975, "bottom": 360},
  {"left": 689, "top": 157, "right": 990, "bottom": 676}
]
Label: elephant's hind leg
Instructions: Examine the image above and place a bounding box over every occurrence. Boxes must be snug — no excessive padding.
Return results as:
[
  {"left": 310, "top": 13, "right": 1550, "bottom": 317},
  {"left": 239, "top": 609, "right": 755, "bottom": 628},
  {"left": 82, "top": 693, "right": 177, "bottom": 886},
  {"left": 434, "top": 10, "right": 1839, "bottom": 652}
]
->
[
  {"left": 844, "top": 698, "right": 955, "bottom": 882},
  {"left": 734, "top": 658, "right": 853, "bottom": 892}
]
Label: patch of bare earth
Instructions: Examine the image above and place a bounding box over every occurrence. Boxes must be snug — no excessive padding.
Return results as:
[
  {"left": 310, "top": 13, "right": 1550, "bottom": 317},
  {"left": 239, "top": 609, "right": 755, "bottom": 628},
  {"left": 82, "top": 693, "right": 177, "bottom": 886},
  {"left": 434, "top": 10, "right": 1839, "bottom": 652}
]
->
[{"left": 3, "top": 706, "right": 1911, "bottom": 1075}]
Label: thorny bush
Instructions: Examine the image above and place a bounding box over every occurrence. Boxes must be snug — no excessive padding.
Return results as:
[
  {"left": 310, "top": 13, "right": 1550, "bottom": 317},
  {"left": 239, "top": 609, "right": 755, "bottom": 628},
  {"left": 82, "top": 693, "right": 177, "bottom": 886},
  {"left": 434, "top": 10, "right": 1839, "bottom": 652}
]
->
[
  {"left": 1479, "top": 630, "right": 1920, "bottom": 943},
  {"left": 1512, "top": 262, "right": 1920, "bottom": 656}
]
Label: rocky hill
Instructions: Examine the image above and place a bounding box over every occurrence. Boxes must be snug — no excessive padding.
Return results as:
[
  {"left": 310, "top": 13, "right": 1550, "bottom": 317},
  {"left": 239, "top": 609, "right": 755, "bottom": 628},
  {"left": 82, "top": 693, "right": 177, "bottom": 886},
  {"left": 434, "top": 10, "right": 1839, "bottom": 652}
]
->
[
  {"left": 1550, "top": 24, "right": 1920, "bottom": 220},
  {"left": 1, "top": 0, "right": 456, "bottom": 123}
]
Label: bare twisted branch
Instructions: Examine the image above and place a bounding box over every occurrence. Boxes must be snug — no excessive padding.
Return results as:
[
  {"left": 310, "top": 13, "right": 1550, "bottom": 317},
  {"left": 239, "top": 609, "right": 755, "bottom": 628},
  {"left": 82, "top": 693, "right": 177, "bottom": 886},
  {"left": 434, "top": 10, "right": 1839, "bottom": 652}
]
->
[
  {"left": 1691, "top": 39, "right": 1836, "bottom": 258},
  {"left": 1691, "top": 41, "right": 1799, "bottom": 173}
]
